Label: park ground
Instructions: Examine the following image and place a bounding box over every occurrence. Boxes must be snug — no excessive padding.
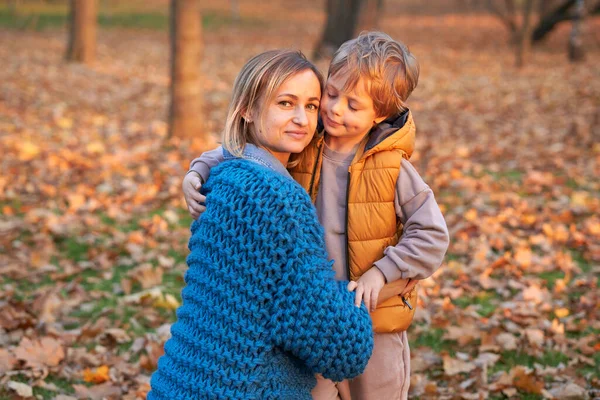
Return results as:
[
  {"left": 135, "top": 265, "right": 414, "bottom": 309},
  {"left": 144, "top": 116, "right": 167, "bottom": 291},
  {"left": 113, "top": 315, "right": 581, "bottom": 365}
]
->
[{"left": 0, "top": 1, "right": 599, "bottom": 399}]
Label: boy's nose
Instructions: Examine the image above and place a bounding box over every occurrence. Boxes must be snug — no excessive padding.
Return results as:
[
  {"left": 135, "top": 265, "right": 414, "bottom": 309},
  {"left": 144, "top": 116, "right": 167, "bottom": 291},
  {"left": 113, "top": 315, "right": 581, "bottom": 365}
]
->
[{"left": 330, "top": 99, "right": 342, "bottom": 116}]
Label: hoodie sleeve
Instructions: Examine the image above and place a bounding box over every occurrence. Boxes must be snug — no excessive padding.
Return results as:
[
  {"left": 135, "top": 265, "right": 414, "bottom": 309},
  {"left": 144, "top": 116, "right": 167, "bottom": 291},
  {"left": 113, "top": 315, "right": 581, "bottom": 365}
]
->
[
  {"left": 374, "top": 159, "right": 449, "bottom": 282},
  {"left": 188, "top": 146, "right": 224, "bottom": 184},
  {"left": 268, "top": 185, "right": 373, "bottom": 382}
]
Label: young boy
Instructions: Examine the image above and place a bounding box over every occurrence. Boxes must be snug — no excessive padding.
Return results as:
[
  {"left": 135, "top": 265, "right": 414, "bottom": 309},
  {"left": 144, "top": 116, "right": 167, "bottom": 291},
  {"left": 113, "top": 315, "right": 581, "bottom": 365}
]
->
[{"left": 183, "top": 32, "right": 449, "bottom": 400}]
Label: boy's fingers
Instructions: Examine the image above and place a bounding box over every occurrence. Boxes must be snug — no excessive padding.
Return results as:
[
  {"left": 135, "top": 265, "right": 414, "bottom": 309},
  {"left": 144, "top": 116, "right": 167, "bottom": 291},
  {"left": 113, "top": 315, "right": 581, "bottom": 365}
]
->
[
  {"left": 363, "top": 289, "right": 372, "bottom": 313},
  {"left": 189, "top": 201, "right": 204, "bottom": 213},
  {"left": 354, "top": 285, "right": 364, "bottom": 307},
  {"left": 370, "top": 292, "right": 379, "bottom": 313},
  {"left": 189, "top": 191, "right": 205, "bottom": 203},
  {"left": 401, "top": 279, "right": 417, "bottom": 296},
  {"left": 347, "top": 281, "right": 358, "bottom": 292}
]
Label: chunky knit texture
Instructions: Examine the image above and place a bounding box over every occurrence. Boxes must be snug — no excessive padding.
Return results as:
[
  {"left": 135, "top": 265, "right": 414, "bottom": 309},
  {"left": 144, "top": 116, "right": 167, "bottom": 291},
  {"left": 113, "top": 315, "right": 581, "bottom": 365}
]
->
[{"left": 148, "top": 159, "right": 374, "bottom": 400}]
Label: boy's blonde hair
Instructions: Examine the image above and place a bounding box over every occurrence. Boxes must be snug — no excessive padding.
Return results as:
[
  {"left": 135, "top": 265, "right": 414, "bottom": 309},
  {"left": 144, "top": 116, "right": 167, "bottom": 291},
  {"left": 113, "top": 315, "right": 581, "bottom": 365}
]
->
[
  {"left": 223, "top": 49, "right": 324, "bottom": 161},
  {"left": 328, "top": 31, "right": 419, "bottom": 117}
]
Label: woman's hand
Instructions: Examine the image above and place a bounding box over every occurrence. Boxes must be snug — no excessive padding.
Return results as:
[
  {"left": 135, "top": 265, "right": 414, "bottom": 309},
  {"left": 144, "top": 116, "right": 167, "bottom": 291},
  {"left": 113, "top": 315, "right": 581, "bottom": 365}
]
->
[{"left": 183, "top": 172, "right": 206, "bottom": 219}]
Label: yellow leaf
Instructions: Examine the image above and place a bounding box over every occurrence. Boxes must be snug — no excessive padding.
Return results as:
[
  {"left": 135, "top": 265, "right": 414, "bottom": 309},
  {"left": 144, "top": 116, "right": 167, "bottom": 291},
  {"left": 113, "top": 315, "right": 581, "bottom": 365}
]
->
[
  {"left": 56, "top": 117, "right": 73, "bottom": 129},
  {"left": 154, "top": 293, "right": 180, "bottom": 310},
  {"left": 555, "top": 308, "right": 569, "bottom": 318},
  {"left": 83, "top": 365, "right": 110, "bottom": 384},
  {"left": 86, "top": 141, "right": 106, "bottom": 154},
  {"left": 67, "top": 193, "right": 86, "bottom": 212},
  {"left": 514, "top": 247, "right": 532, "bottom": 268},
  {"left": 570, "top": 191, "right": 588, "bottom": 208},
  {"left": 465, "top": 209, "right": 478, "bottom": 222},
  {"left": 552, "top": 318, "right": 565, "bottom": 335},
  {"left": 18, "top": 141, "right": 40, "bottom": 161}
]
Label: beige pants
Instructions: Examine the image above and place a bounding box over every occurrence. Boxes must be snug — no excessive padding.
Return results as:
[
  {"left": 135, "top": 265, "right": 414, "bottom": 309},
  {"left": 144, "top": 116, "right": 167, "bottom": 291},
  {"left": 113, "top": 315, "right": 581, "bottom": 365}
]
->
[{"left": 311, "top": 332, "right": 411, "bottom": 400}]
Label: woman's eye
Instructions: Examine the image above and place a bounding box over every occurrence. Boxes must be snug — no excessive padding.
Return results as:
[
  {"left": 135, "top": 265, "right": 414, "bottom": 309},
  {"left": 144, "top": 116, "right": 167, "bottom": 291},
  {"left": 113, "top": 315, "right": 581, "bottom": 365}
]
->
[
  {"left": 279, "top": 101, "right": 292, "bottom": 107},
  {"left": 348, "top": 104, "right": 357, "bottom": 111},
  {"left": 307, "top": 104, "right": 318, "bottom": 111},
  {"left": 326, "top": 91, "right": 337, "bottom": 99}
]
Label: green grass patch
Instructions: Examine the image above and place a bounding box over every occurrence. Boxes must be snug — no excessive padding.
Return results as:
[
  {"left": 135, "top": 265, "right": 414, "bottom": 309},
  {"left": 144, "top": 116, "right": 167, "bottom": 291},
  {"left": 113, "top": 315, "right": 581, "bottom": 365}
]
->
[
  {"left": 0, "top": 199, "right": 24, "bottom": 215},
  {"left": 55, "top": 236, "right": 91, "bottom": 262},
  {"left": 571, "top": 249, "right": 591, "bottom": 273},
  {"left": 484, "top": 168, "right": 524, "bottom": 183},
  {"left": 453, "top": 291, "right": 498, "bottom": 317},
  {"left": 78, "top": 264, "right": 131, "bottom": 292},
  {"left": 0, "top": 373, "right": 75, "bottom": 400},
  {"left": 536, "top": 269, "right": 564, "bottom": 289},
  {"left": 0, "top": 6, "right": 260, "bottom": 32},
  {"left": 69, "top": 296, "right": 116, "bottom": 320},
  {"left": 490, "top": 350, "right": 570, "bottom": 376},
  {"left": 410, "top": 327, "right": 458, "bottom": 355},
  {"left": 580, "top": 351, "right": 600, "bottom": 377}
]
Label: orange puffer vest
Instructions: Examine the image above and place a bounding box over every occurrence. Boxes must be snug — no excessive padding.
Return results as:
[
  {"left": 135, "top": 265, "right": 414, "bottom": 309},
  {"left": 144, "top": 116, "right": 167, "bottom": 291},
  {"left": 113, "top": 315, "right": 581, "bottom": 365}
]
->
[{"left": 289, "top": 110, "right": 418, "bottom": 333}]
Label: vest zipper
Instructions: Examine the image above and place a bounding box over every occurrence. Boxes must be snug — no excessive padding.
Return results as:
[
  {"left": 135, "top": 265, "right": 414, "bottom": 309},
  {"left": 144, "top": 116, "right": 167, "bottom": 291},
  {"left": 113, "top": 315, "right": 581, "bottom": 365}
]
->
[
  {"left": 345, "top": 168, "right": 351, "bottom": 280},
  {"left": 308, "top": 142, "right": 323, "bottom": 199}
]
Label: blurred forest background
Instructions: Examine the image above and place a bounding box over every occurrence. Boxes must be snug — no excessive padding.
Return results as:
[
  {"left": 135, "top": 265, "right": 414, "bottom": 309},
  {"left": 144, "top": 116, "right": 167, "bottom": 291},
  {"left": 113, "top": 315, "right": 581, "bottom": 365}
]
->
[{"left": 0, "top": 0, "right": 599, "bottom": 399}]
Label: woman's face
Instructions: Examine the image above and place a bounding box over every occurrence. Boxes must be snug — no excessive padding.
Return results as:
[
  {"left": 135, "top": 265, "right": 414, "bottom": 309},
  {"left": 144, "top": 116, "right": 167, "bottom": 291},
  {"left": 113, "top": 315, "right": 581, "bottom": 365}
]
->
[{"left": 251, "top": 70, "right": 321, "bottom": 165}]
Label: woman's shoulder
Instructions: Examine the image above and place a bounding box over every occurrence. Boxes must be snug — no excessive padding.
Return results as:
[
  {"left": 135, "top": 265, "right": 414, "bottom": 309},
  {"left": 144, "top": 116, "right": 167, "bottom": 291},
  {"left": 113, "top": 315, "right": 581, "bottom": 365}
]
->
[{"left": 209, "top": 159, "right": 312, "bottom": 208}]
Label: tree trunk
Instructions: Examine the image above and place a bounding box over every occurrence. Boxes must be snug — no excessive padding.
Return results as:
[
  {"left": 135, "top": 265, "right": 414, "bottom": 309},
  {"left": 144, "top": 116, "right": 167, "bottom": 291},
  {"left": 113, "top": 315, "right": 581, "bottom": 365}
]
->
[
  {"left": 313, "top": 0, "right": 363, "bottom": 60},
  {"left": 568, "top": 0, "right": 585, "bottom": 61},
  {"left": 8, "top": 0, "right": 20, "bottom": 14},
  {"left": 515, "top": 0, "right": 536, "bottom": 68},
  {"left": 65, "top": 0, "right": 97, "bottom": 64},
  {"left": 169, "top": 0, "right": 204, "bottom": 139},
  {"left": 230, "top": 0, "right": 240, "bottom": 21},
  {"left": 356, "top": 0, "right": 384, "bottom": 33},
  {"left": 532, "top": 0, "right": 576, "bottom": 42},
  {"left": 487, "top": 0, "right": 518, "bottom": 41}
]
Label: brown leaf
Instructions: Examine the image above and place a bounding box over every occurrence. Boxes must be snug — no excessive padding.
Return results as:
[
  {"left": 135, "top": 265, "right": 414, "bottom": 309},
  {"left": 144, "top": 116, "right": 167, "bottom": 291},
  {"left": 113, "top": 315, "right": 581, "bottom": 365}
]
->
[
  {"left": 73, "top": 382, "right": 121, "bottom": 400},
  {"left": 548, "top": 382, "right": 587, "bottom": 399},
  {"left": 0, "top": 348, "right": 18, "bottom": 374},
  {"left": 7, "top": 380, "right": 33, "bottom": 397},
  {"left": 524, "top": 328, "right": 545, "bottom": 348},
  {"left": 512, "top": 367, "right": 543, "bottom": 394},
  {"left": 129, "top": 263, "right": 163, "bottom": 289},
  {"left": 13, "top": 337, "right": 65, "bottom": 369},
  {"left": 443, "top": 355, "right": 477, "bottom": 376}
]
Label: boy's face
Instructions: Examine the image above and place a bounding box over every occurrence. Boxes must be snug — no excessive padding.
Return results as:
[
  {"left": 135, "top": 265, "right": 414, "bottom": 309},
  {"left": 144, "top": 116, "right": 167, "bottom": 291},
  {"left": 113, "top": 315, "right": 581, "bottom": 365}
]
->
[{"left": 320, "top": 72, "right": 386, "bottom": 144}]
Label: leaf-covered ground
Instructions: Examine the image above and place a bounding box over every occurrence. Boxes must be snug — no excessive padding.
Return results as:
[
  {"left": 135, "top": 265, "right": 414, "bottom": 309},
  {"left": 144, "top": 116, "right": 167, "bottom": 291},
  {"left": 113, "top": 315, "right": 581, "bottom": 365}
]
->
[{"left": 0, "top": 1, "right": 599, "bottom": 399}]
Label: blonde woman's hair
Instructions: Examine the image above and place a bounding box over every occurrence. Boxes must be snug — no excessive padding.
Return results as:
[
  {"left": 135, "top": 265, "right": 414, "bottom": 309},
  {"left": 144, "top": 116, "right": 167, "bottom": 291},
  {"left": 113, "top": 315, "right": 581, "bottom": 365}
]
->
[
  {"left": 328, "top": 31, "right": 419, "bottom": 117},
  {"left": 222, "top": 49, "right": 324, "bottom": 163}
]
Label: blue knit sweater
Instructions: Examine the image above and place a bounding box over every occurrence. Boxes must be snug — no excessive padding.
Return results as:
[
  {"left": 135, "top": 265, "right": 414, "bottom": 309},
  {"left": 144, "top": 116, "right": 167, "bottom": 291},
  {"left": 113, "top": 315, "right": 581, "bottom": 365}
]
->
[{"left": 148, "top": 158, "right": 373, "bottom": 400}]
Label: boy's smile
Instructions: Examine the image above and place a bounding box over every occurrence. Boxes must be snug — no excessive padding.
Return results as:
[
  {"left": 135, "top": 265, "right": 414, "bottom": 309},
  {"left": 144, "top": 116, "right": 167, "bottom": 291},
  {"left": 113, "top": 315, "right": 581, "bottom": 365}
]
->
[{"left": 320, "top": 72, "right": 386, "bottom": 153}]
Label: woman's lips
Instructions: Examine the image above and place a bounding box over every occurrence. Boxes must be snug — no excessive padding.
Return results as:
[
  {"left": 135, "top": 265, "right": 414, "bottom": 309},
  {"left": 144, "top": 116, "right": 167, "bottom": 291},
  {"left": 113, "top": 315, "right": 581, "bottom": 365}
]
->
[{"left": 286, "top": 130, "right": 308, "bottom": 139}]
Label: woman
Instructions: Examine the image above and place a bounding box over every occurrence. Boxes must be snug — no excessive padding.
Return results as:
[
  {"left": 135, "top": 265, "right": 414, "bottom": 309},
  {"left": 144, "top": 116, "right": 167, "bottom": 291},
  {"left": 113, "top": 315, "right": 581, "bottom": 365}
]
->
[{"left": 148, "top": 50, "right": 373, "bottom": 400}]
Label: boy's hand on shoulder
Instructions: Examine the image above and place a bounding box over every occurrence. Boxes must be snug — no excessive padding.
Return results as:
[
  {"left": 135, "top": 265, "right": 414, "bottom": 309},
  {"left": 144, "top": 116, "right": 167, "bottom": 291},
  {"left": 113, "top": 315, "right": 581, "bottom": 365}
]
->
[
  {"left": 183, "top": 172, "right": 206, "bottom": 219},
  {"left": 351, "top": 267, "right": 386, "bottom": 313}
]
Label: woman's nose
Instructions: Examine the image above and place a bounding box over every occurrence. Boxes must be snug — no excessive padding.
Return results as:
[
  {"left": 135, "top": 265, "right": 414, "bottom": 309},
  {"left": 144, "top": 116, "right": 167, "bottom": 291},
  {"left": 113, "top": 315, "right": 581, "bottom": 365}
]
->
[{"left": 293, "top": 107, "right": 309, "bottom": 126}]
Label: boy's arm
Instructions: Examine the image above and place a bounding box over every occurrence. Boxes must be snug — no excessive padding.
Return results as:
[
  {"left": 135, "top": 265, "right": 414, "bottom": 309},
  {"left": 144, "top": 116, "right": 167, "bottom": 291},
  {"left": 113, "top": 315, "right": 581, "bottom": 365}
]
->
[
  {"left": 373, "top": 159, "right": 450, "bottom": 282},
  {"left": 188, "top": 146, "right": 224, "bottom": 182},
  {"left": 183, "top": 146, "right": 224, "bottom": 219}
]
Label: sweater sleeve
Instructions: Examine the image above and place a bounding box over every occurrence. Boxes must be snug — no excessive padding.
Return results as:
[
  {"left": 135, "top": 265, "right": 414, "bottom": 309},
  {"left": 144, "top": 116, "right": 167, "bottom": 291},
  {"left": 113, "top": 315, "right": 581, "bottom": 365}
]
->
[
  {"left": 374, "top": 159, "right": 449, "bottom": 281},
  {"left": 268, "top": 188, "right": 374, "bottom": 382},
  {"left": 188, "top": 146, "right": 224, "bottom": 183}
]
